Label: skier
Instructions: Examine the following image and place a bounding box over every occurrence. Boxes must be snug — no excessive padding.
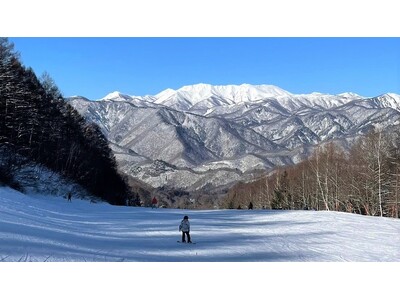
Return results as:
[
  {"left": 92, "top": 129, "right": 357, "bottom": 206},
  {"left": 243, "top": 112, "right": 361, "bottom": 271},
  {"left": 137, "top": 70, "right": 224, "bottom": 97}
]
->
[
  {"left": 248, "top": 201, "right": 253, "bottom": 209},
  {"left": 179, "top": 215, "right": 191, "bottom": 243},
  {"left": 67, "top": 192, "right": 72, "bottom": 202},
  {"left": 151, "top": 196, "right": 158, "bottom": 209}
]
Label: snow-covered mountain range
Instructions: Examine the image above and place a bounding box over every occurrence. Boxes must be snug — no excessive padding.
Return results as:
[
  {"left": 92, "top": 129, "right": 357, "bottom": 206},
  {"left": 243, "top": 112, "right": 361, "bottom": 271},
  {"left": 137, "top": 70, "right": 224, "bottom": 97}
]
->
[{"left": 68, "top": 84, "right": 400, "bottom": 191}]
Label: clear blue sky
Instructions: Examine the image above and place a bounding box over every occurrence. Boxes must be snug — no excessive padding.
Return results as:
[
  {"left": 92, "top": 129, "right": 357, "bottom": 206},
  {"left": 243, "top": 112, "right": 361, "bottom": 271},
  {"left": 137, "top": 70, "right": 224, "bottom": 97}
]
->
[{"left": 9, "top": 37, "right": 400, "bottom": 99}]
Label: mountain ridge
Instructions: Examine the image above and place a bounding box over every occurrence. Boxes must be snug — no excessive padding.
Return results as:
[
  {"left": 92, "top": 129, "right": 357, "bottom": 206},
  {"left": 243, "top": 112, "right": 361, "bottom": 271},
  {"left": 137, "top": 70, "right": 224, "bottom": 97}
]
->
[
  {"left": 68, "top": 84, "right": 400, "bottom": 192},
  {"left": 94, "top": 83, "right": 371, "bottom": 108}
]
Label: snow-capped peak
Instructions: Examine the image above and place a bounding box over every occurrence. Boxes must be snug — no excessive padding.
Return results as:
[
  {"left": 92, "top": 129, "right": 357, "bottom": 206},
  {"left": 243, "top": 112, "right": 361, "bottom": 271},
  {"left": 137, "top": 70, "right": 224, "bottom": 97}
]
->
[
  {"left": 374, "top": 93, "right": 400, "bottom": 110},
  {"left": 153, "top": 83, "right": 293, "bottom": 109},
  {"left": 67, "top": 95, "right": 90, "bottom": 101},
  {"left": 97, "top": 85, "right": 400, "bottom": 113},
  {"left": 101, "top": 91, "right": 133, "bottom": 101},
  {"left": 383, "top": 92, "right": 400, "bottom": 100},
  {"left": 154, "top": 88, "right": 177, "bottom": 102},
  {"left": 178, "top": 83, "right": 292, "bottom": 101},
  {"left": 337, "top": 92, "right": 364, "bottom": 99}
]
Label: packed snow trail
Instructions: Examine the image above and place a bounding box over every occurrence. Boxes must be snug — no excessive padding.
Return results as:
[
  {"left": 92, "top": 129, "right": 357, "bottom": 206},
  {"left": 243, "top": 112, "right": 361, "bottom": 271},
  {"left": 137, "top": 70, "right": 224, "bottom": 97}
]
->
[{"left": 1, "top": 187, "right": 400, "bottom": 262}]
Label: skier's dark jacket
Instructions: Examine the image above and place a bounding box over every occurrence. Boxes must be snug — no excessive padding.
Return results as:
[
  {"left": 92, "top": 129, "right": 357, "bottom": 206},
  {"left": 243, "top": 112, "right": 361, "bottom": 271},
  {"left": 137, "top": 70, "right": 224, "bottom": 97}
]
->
[{"left": 179, "top": 219, "right": 190, "bottom": 232}]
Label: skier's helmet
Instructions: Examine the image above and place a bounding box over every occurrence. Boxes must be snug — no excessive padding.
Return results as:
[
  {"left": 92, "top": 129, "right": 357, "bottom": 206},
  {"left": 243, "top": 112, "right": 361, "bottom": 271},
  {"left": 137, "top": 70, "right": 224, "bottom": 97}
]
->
[{"left": 184, "top": 215, "right": 189, "bottom": 220}]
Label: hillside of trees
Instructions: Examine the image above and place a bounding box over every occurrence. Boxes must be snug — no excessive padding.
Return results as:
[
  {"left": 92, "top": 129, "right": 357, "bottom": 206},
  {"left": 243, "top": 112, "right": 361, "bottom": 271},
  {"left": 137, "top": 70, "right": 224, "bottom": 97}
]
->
[
  {"left": 222, "top": 128, "right": 400, "bottom": 219},
  {"left": 0, "top": 38, "right": 129, "bottom": 205}
]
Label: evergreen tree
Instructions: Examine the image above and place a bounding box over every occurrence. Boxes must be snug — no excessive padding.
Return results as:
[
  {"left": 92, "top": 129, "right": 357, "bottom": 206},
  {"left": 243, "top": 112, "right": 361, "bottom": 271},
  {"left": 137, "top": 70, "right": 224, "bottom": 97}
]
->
[{"left": 0, "top": 37, "right": 130, "bottom": 205}]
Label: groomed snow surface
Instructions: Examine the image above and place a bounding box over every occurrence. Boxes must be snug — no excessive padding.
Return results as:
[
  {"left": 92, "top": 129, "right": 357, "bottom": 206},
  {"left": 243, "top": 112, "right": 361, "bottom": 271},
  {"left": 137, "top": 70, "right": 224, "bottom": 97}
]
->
[
  {"left": 1, "top": 186, "right": 400, "bottom": 262},
  {"left": 1, "top": 186, "right": 399, "bottom": 299}
]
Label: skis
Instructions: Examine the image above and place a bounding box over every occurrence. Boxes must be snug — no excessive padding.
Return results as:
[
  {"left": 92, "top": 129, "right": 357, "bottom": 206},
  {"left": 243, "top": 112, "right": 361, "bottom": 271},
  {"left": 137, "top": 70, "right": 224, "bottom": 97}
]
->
[{"left": 177, "top": 241, "right": 196, "bottom": 244}]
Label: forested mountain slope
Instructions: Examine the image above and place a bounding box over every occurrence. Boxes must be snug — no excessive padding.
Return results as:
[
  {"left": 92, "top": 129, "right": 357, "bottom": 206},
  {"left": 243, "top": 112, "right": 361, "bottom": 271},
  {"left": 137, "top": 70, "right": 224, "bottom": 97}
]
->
[{"left": 0, "top": 38, "right": 129, "bottom": 205}]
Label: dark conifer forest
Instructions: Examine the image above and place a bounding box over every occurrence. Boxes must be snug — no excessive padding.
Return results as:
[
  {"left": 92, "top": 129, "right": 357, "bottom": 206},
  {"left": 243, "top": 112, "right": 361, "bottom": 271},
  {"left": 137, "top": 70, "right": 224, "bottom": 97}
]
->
[{"left": 0, "top": 38, "right": 129, "bottom": 205}]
